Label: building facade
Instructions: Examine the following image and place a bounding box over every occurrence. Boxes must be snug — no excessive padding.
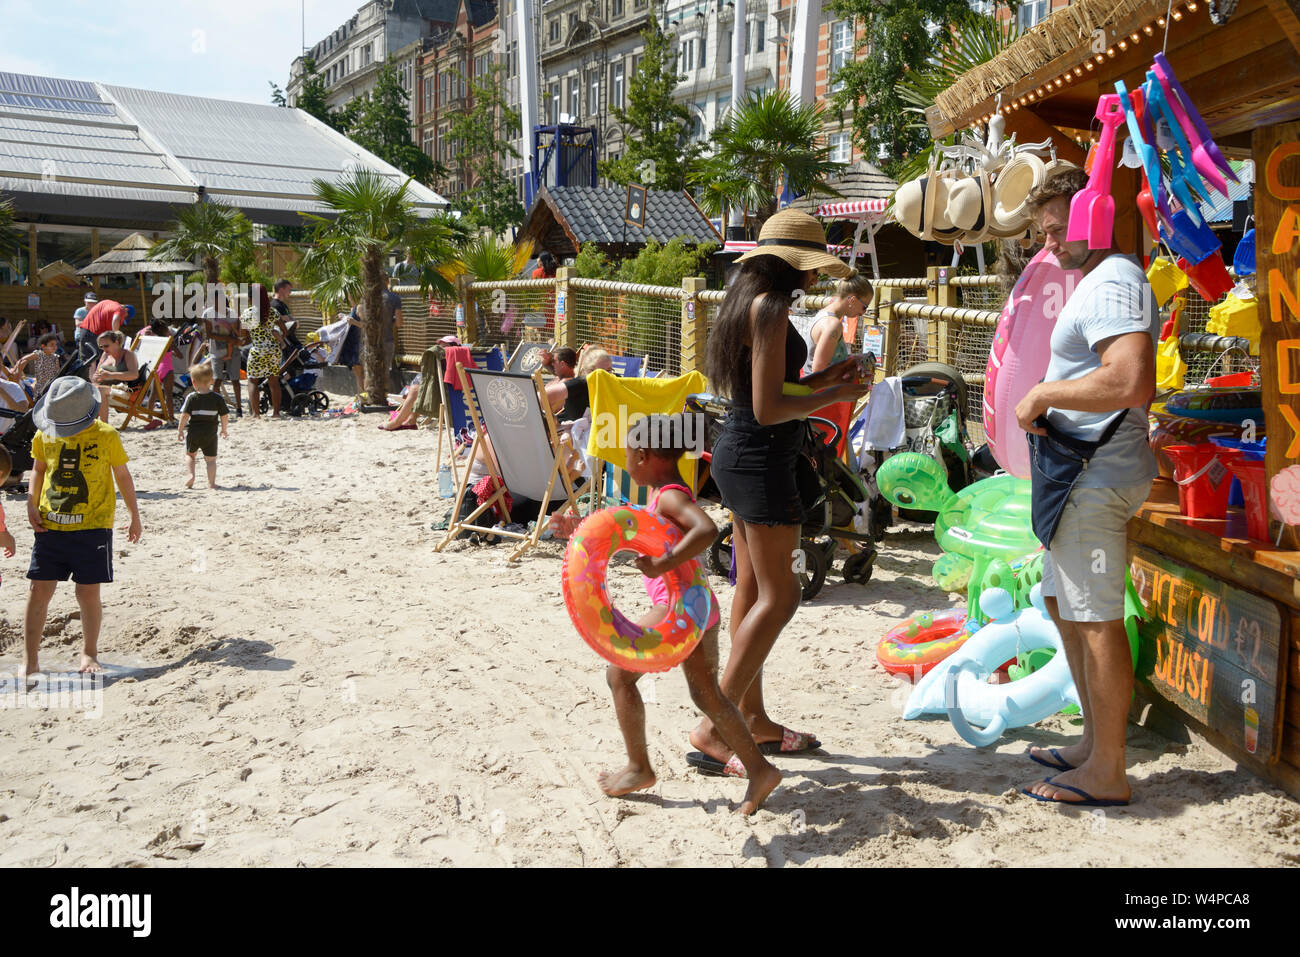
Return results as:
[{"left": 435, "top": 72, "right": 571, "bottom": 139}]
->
[
  {"left": 417, "top": 1, "right": 503, "bottom": 202},
  {"left": 286, "top": 0, "right": 459, "bottom": 123}
]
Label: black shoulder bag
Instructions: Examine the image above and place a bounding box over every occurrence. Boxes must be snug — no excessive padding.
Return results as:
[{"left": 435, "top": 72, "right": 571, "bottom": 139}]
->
[{"left": 1026, "top": 410, "right": 1130, "bottom": 548}]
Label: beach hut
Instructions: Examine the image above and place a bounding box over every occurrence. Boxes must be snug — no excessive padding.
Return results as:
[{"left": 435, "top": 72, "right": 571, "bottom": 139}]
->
[
  {"left": 929, "top": 0, "right": 1300, "bottom": 797},
  {"left": 77, "top": 233, "right": 196, "bottom": 316}
]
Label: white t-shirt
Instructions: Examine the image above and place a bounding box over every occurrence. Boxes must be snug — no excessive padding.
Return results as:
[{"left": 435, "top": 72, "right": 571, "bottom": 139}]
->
[{"left": 1043, "top": 254, "right": 1159, "bottom": 489}]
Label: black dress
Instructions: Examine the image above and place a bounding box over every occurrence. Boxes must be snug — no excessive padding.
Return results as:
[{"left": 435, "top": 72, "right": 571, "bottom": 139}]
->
[{"left": 710, "top": 321, "right": 809, "bottom": 526}]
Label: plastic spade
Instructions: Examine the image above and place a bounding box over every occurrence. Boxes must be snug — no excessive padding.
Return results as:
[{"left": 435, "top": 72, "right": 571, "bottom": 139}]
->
[
  {"left": 1145, "top": 70, "right": 1212, "bottom": 206},
  {"left": 1066, "top": 94, "right": 1125, "bottom": 248},
  {"left": 1144, "top": 78, "right": 1205, "bottom": 227},
  {"left": 1116, "top": 81, "right": 1159, "bottom": 238},
  {"left": 1149, "top": 66, "right": 1228, "bottom": 198},
  {"left": 1132, "top": 87, "right": 1174, "bottom": 222},
  {"left": 1153, "top": 52, "right": 1239, "bottom": 185}
]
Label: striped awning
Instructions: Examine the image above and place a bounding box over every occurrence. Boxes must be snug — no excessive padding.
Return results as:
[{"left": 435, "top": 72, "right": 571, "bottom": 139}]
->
[{"left": 815, "top": 199, "right": 888, "bottom": 218}]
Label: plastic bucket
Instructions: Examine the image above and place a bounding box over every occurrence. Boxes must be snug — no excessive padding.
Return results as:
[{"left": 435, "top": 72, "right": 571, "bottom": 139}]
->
[
  {"left": 1226, "top": 458, "right": 1270, "bottom": 541},
  {"left": 1209, "top": 435, "right": 1266, "bottom": 507},
  {"left": 1164, "top": 444, "right": 1243, "bottom": 519}
]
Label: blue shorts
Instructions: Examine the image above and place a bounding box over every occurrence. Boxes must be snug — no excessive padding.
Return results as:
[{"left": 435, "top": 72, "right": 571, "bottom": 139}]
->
[{"left": 27, "top": 529, "right": 114, "bottom": 584}]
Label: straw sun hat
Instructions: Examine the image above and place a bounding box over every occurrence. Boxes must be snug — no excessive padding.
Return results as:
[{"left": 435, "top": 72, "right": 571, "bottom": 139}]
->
[{"left": 735, "top": 209, "right": 853, "bottom": 278}]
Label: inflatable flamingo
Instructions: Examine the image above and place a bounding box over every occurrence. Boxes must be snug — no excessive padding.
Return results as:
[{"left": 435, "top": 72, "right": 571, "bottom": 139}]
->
[{"left": 983, "top": 248, "right": 1082, "bottom": 478}]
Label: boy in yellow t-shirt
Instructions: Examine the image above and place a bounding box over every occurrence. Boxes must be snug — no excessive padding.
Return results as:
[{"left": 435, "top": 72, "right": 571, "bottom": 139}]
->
[{"left": 23, "top": 377, "right": 142, "bottom": 678}]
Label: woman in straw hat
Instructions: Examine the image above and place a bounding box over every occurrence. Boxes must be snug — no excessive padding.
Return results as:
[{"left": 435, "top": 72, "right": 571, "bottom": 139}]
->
[{"left": 693, "top": 209, "right": 872, "bottom": 770}]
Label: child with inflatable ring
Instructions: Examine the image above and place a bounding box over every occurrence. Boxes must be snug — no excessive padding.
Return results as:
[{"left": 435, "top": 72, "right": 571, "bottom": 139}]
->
[{"left": 598, "top": 413, "right": 782, "bottom": 816}]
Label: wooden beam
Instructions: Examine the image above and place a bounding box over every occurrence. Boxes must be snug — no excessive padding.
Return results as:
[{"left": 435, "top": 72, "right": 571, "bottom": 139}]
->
[
  {"left": 1004, "top": 109, "right": 1087, "bottom": 166},
  {"left": 1265, "top": 0, "right": 1300, "bottom": 54}
]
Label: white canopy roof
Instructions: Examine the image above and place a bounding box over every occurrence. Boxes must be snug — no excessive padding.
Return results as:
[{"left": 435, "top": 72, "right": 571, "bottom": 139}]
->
[{"left": 0, "top": 71, "right": 448, "bottom": 227}]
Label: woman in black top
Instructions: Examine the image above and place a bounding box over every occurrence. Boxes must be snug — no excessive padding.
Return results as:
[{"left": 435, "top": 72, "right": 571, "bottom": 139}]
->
[{"left": 693, "top": 210, "right": 870, "bottom": 767}]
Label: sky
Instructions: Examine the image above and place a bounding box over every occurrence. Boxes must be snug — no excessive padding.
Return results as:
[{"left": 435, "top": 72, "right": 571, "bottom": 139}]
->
[{"left": 0, "top": 0, "right": 370, "bottom": 105}]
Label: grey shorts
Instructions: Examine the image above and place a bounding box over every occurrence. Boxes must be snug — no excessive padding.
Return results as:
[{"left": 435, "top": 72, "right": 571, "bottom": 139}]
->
[
  {"left": 208, "top": 351, "right": 241, "bottom": 383},
  {"left": 1042, "top": 480, "right": 1151, "bottom": 622}
]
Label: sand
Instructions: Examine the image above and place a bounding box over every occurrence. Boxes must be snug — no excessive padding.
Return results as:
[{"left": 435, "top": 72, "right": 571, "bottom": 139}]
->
[{"left": 1, "top": 409, "right": 1297, "bottom": 868}]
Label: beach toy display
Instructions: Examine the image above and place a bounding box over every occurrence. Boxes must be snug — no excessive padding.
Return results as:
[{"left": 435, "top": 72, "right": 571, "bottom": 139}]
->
[
  {"left": 983, "top": 247, "right": 1081, "bottom": 478},
  {"left": 876, "top": 454, "right": 1040, "bottom": 620},
  {"left": 562, "top": 507, "right": 712, "bottom": 673},
  {"left": 876, "top": 609, "right": 970, "bottom": 678}
]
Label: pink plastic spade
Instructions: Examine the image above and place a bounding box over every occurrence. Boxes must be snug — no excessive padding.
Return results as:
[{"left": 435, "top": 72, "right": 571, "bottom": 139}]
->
[
  {"left": 1067, "top": 94, "right": 1126, "bottom": 248},
  {"left": 1153, "top": 52, "right": 1239, "bottom": 185},
  {"left": 1150, "top": 64, "right": 1228, "bottom": 198}
]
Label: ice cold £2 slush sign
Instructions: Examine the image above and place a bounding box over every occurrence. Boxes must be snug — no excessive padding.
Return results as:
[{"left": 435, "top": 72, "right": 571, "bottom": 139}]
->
[{"left": 1129, "top": 546, "right": 1284, "bottom": 762}]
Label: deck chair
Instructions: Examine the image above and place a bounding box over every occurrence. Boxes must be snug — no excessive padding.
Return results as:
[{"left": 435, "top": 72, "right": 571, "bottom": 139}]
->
[
  {"left": 609, "top": 354, "right": 648, "bottom": 378},
  {"left": 506, "top": 340, "right": 553, "bottom": 375},
  {"left": 592, "top": 461, "right": 652, "bottom": 511},
  {"left": 434, "top": 366, "right": 583, "bottom": 562},
  {"left": 109, "top": 333, "right": 175, "bottom": 427}
]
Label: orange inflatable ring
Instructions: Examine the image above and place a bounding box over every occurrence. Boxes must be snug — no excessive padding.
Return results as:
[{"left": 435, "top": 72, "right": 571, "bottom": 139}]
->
[
  {"left": 562, "top": 506, "right": 713, "bottom": 673},
  {"left": 876, "top": 610, "right": 970, "bottom": 678}
]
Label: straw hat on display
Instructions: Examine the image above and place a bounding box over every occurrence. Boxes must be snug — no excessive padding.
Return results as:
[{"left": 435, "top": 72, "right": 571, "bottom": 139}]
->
[
  {"left": 735, "top": 209, "right": 853, "bottom": 278},
  {"left": 924, "top": 169, "right": 967, "bottom": 245},
  {"left": 991, "top": 152, "right": 1047, "bottom": 232},
  {"left": 893, "top": 176, "right": 931, "bottom": 239},
  {"left": 948, "top": 168, "right": 996, "bottom": 244}
]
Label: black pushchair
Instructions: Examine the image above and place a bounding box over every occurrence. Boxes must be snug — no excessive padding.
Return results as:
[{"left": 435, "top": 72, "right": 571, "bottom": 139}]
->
[
  {"left": 1, "top": 351, "right": 90, "bottom": 480},
  {"left": 687, "top": 393, "right": 876, "bottom": 600},
  {"left": 254, "top": 322, "right": 330, "bottom": 417}
]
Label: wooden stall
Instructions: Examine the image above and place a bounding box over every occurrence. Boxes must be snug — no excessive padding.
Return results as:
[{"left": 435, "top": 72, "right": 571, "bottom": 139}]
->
[{"left": 929, "top": 0, "right": 1300, "bottom": 795}]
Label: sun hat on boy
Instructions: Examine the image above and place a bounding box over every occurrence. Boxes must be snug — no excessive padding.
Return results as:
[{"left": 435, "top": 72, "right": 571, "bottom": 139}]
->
[
  {"left": 83, "top": 291, "right": 98, "bottom": 303},
  {"left": 33, "top": 376, "right": 101, "bottom": 439},
  {"left": 734, "top": 209, "right": 854, "bottom": 278}
]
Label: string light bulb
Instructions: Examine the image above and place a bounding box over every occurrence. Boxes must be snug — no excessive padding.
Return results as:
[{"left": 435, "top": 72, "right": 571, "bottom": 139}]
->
[
  {"left": 1172, "top": 8, "right": 1183, "bottom": 19},
  {"left": 1144, "top": 24, "right": 1154, "bottom": 34},
  {"left": 1118, "top": 39, "right": 1128, "bottom": 50},
  {"left": 1086, "top": 60, "right": 1095, "bottom": 70},
  {"left": 1075, "top": 67, "right": 1084, "bottom": 76},
  {"left": 1157, "top": 16, "right": 1166, "bottom": 26},
  {"left": 1131, "top": 32, "right": 1140, "bottom": 41},
  {"left": 1187, "top": 0, "right": 1198, "bottom": 9}
]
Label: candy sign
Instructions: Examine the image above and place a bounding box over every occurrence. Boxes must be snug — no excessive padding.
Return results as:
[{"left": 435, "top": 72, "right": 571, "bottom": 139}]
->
[{"left": 1255, "top": 120, "right": 1300, "bottom": 547}]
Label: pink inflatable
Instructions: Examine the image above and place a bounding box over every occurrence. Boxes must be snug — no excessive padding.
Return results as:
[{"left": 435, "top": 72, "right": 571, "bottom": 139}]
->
[{"left": 983, "top": 249, "right": 1081, "bottom": 478}]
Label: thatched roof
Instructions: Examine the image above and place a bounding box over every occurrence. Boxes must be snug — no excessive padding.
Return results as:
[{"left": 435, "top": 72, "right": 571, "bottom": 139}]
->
[
  {"left": 932, "top": 0, "right": 1168, "bottom": 135},
  {"left": 78, "top": 233, "right": 195, "bottom": 276},
  {"left": 784, "top": 161, "right": 898, "bottom": 217}
]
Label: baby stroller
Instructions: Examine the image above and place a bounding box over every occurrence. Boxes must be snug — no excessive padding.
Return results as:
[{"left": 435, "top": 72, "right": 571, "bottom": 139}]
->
[
  {"left": 893, "top": 361, "right": 973, "bottom": 520},
  {"left": 1, "top": 351, "right": 89, "bottom": 482},
  {"left": 257, "top": 322, "right": 330, "bottom": 417},
  {"left": 686, "top": 392, "right": 877, "bottom": 600}
]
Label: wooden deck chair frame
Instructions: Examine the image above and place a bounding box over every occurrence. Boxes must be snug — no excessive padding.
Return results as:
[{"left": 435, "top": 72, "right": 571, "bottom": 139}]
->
[
  {"left": 109, "top": 332, "right": 175, "bottom": 427},
  {"left": 434, "top": 365, "right": 582, "bottom": 563},
  {"left": 432, "top": 353, "right": 468, "bottom": 492}
]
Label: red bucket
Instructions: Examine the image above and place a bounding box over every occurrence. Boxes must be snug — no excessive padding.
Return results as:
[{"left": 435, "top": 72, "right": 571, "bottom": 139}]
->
[
  {"left": 1226, "top": 458, "right": 1270, "bottom": 541},
  {"left": 1164, "top": 444, "right": 1243, "bottom": 519}
]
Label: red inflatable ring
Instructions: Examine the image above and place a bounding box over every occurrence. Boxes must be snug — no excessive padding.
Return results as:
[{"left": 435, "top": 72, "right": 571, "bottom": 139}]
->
[{"left": 876, "top": 610, "right": 969, "bottom": 678}]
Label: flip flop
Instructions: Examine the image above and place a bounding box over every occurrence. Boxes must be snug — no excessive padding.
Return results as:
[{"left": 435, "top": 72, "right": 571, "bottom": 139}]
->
[
  {"left": 1028, "top": 747, "right": 1075, "bottom": 772},
  {"left": 1021, "top": 777, "right": 1130, "bottom": 807},
  {"left": 757, "top": 727, "right": 821, "bottom": 755},
  {"left": 686, "top": 751, "right": 746, "bottom": 778}
]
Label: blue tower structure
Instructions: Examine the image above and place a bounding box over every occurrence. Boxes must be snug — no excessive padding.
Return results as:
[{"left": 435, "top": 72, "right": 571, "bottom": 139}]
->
[{"left": 526, "top": 124, "right": 598, "bottom": 208}]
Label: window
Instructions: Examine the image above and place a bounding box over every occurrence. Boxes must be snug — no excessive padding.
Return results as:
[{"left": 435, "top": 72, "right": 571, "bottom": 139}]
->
[
  {"left": 612, "top": 0, "right": 624, "bottom": 18},
  {"left": 589, "top": 70, "right": 600, "bottom": 113},
  {"left": 424, "top": 76, "right": 434, "bottom": 110},
  {"left": 549, "top": 82, "right": 560, "bottom": 122},
  {"left": 423, "top": 132, "right": 434, "bottom": 158},
  {"left": 569, "top": 11, "right": 577, "bottom": 32},
  {"left": 569, "top": 77, "right": 580, "bottom": 118},
  {"left": 1017, "top": 0, "right": 1048, "bottom": 28},
  {"left": 363, "top": 43, "right": 373, "bottom": 66},
  {"left": 717, "top": 92, "right": 730, "bottom": 117},
  {"left": 830, "top": 130, "right": 851, "bottom": 163},
  {"left": 680, "top": 39, "right": 694, "bottom": 73},
  {"left": 830, "top": 20, "right": 853, "bottom": 93},
  {"left": 723, "top": 30, "right": 731, "bottom": 63},
  {"left": 549, "top": 17, "right": 559, "bottom": 42},
  {"left": 632, "top": 53, "right": 642, "bottom": 74},
  {"left": 699, "top": 37, "right": 706, "bottom": 70},
  {"left": 756, "top": 18, "right": 765, "bottom": 52},
  {"left": 611, "top": 62, "right": 624, "bottom": 109}
]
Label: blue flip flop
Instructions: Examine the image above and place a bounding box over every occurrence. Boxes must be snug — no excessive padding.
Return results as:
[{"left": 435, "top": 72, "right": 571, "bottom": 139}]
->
[
  {"left": 1021, "top": 777, "right": 1130, "bottom": 808},
  {"left": 1028, "top": 748, "right": 1075, "bottom": 772}
]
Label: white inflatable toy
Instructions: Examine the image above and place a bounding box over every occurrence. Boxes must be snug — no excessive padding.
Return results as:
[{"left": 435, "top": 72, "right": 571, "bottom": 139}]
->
[{"left": 903, "top": 584, "right": 1080, "bottom": 747}]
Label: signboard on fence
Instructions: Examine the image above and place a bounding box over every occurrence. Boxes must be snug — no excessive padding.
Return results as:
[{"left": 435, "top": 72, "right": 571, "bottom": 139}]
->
[
  {"left": 1128, "top": 546, "right": 1285, "bottom": 762},
  {"left": 862, "top": 326, "right": 883, "bottom": 360},
  {"left": 523, "top": 312, "right": 546, "bottom": 327},
  {"left": 27, "top": 294, "right": 39, "bottom": 310}
]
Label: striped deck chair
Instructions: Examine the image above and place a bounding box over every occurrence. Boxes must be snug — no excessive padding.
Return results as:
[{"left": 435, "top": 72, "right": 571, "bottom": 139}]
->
[{"left": 609, "top": 354, "right": 648, "bottom": 378}]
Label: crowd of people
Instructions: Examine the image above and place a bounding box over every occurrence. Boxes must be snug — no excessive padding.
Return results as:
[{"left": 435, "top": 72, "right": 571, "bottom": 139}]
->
[{"left": 9, "top": 175, "right": 1159, "bottom": 817}]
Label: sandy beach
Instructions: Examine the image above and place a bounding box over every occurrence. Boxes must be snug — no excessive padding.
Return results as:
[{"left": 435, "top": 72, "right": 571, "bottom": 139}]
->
[{"left": 1, "top": 410, "right": 1297, "bottom": 868}]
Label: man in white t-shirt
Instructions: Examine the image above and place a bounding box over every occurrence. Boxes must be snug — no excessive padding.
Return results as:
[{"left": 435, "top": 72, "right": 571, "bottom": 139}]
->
[{"left": 1014, "top": 167, "right": 1158, "bottom": 809}]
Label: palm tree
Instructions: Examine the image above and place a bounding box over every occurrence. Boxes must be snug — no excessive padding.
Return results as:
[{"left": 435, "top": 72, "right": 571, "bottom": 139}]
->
[
  {"left": 892, "top": 15, "right": 1020, "bottom": 189},
  {"left": 688, "top": 89, "right": 844, "bottom": 233},
  {"left": 438, "top": 234, "right": 535, "bottom": 285},
  {"left": 0, "top": 194, "right": 22, "bottom": 264},
  {"left": 148, "top": 198, "right": 250, "bottom": 285},
  {"left": 300, "top": 169, "right": 457, "bottom": 405}
]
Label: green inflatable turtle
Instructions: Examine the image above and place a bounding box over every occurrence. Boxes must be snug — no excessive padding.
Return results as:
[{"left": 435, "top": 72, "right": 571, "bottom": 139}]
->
[{"left": 877, "top": 452, "right": 1042, "bottom": 618}]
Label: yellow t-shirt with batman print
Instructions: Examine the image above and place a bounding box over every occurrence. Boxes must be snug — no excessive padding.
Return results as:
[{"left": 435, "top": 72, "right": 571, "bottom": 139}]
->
[{"left": 32, "top": 421, "right": 129, "bottom": 531}]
